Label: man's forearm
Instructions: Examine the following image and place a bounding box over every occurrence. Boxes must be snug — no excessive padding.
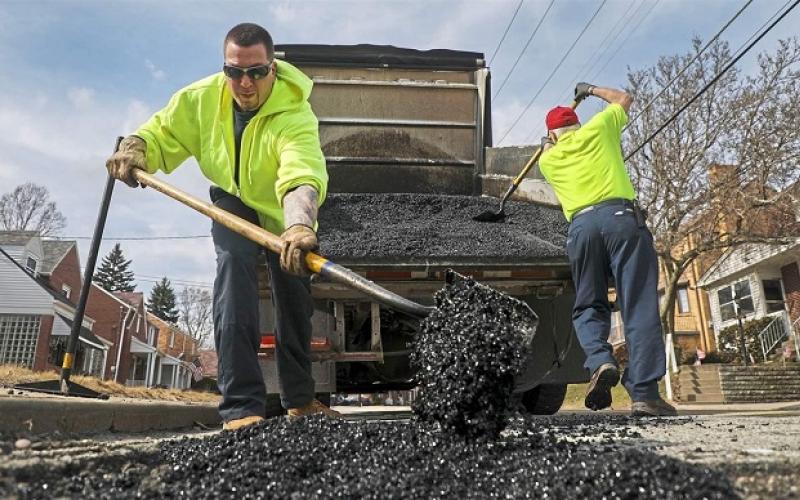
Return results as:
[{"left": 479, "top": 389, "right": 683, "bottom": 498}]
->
[
  {"left": 590, "top": 86, "right": 633, "bottom": 112},
  {"left": 282, "top": 185, "right": 318, "bottom": 228}
]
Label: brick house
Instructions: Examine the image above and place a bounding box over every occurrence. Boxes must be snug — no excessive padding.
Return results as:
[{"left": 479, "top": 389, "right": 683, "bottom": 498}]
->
[
  {"left": 0, "top": 232, "right": 110, "bottom": 375},
  {"left": 148, "top": 313, "right": 200, "bottom": 389},
  {"left": 85, "top": 286, "right": 158, "bottom": 385}
]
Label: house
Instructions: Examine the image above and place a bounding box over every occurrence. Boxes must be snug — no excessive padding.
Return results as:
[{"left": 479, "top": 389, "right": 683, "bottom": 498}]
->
[
  {"left": 0, "top": 232, "right": 110, "bottom": 375},
  {"left": 148, "top": 313, "right": 200, "bottom": 389},
  {"left": 85, "top": 285, "right": 158, "bottom": 386},
  {"left": 697, "top": 238, "right": 800, "bottom": 361}
]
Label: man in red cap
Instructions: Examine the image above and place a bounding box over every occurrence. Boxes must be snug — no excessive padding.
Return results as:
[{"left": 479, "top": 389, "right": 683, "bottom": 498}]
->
[{"left": 538, "top": 83, "right": 676, "bottom": 417}]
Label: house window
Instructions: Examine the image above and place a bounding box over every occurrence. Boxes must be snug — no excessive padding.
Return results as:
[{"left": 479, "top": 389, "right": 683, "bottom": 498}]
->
[
  {"left": 677, "top": 286, "right": 691, "bottom": 314},
  {"left": 25, "top": 257, "right": 37, "bottom": 273},
  {"left": 762, "top": 279, "right": 785, "bottom": 313},
  {"left": 169, "top": 331, "right": 175, "bottom": 348},
  {"left": 62, "top": 284, "right": 72, "bottom": 299},
  {"left": 0, "top": 315, "right": 41, "bottom": 368},
  {"left": 717, "top": 279, "right": 754, "bottom": 322}
]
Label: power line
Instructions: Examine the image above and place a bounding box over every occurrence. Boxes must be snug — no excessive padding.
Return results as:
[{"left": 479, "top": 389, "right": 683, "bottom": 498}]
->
[
  {"left": 492, "top": 0, "right": 556, "bottom": 101},
  {"left": 586, "top": 0, "right": 656, "bottom": 83},
  {"left": 624, "top": 0, "right": 755, "bottom": 131},
  {"left": 625, "top": 0, "right": 800, "bottom": 162},
  {"left": 522, "top": 0, "right": 658, "bottom": 143},
  {"left": 488, "top": 0, "right": 525, "bottom": 65},
  {"left": 527, "top": 0, "right": 646, "bottom": 144},
  {"left": 497, "top": 0, "right": 608, "bottom": 145}
]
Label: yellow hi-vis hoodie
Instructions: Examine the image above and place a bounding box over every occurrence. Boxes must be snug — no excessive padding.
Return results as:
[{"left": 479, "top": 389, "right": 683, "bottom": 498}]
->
[{"left": 135, "top": 60, "right": 328, "bottom": 235}]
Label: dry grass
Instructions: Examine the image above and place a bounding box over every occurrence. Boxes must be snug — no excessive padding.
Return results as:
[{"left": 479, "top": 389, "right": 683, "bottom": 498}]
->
[{"left": 0, "top": 365, "right": 219, "bottom": 403}]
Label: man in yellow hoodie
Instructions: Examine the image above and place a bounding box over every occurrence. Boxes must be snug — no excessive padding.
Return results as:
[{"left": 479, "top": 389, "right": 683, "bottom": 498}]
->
[{"left": 106, "top": 23, "right": 336, "bottom": 429}]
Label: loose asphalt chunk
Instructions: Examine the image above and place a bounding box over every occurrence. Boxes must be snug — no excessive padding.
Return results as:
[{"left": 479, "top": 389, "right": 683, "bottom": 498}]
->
[{"left": 410, "top": 275, "right": 535, "bottom": 439}]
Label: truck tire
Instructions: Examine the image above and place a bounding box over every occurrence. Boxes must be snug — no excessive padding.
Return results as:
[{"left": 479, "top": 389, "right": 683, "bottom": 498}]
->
[{"left": 520, "top": 384, "right": 568, "bottom": 415}]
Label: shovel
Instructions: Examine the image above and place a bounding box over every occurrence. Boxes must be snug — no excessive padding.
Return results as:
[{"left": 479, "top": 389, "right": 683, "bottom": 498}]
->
[
  {"left": 131, "top": 169, "right": 538, "bottom": 338},
  {"left": 473, "top": 100, "right": 579, "bottom": 223}
]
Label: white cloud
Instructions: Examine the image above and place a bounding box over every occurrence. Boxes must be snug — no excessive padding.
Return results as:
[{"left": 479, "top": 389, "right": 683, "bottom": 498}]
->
[
  {"left": 269, "top": 3, "right": 297, "bottom": 24},
  {"left": 68, "top": 87, "right": 95, "bottom": 110},
  {"left": 144, "top": 59, "right": 166, "bottom": 81}
]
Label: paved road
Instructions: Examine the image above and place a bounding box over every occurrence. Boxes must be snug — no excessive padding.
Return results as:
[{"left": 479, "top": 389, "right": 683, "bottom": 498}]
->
[{"left": 1, "top": 407, "right": 798, "bottom": 498}]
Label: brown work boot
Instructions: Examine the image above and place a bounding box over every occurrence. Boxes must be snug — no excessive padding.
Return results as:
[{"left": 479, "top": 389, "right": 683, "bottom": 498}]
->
[
  {"left": 631, "top": 397, "right": 678, "bottom": 417},
  {"left": 222, "top": 415, "right": 265, "bottom": 431},
  {"left": 584, "top": 363, "right": 620, "bottom": 411},
  {"left": 286, "top": 399, "right": 341, "bottom": 419}
]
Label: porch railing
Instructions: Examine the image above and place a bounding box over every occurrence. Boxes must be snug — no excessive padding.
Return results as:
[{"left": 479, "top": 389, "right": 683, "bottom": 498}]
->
[
  {"left": 758, "top": 314, "right": 788, "bottom": 362},
  {"left": 125, "top": 379, "right": 147, "bottom": 388}
]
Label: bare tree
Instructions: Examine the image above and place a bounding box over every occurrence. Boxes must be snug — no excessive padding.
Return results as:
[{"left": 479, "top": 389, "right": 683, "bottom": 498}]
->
[
  {"left": 0, "top": 183, "right": 67, "bottom": 236},
  {"left": 623, "top": 37, "right": 800, "bottom": 336},
  {"left": 178, "top": 286, "right": 213, "bottom": 348}
]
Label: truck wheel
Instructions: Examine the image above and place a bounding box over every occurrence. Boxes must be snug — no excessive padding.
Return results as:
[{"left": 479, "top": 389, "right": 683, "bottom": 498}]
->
[{"left": 520, "top": 384, "right": 568, "bottom": 415}]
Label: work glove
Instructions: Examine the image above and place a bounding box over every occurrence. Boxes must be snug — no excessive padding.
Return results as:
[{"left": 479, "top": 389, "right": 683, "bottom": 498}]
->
[
  {"left": 574, "top": 82, "right": 596, "bottom": 103},
  {"left": 540, "top": 136, "right": 554, "bottom": 150},
  {"left": 280, "top": 224, "right": 318, "bottom": 277},
  {"left": 105, "top": 135, "right": 147, "bottom": 188}
]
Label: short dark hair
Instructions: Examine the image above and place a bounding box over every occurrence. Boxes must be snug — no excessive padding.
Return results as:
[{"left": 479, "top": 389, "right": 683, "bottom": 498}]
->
[{"left": 224, "top": 23, "right": 274, "bottom": 59}]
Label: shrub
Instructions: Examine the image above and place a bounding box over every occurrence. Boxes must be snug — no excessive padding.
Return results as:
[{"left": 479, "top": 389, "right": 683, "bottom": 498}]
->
[{"left": 717, "top": 317, "right": 775, "bottom": 363}]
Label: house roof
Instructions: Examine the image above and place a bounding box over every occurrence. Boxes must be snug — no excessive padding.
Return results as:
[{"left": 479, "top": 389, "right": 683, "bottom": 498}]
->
[
  {"left": 40, "top": 240, "right": 76, "bottom": 274},
  {"left": 0, "top": 230, "right": 38, "bottom": 246},
  {"left": 114, "top": 291, "right": 144, "bottom": 308},
  {"left": 55, "top": 314, "right": 109, "bottom": 350},
  {"left": 697, "top": 238, "right": 800, "bottom": 288},
  {"left": 0, "top": 247, "right": 72, "bottom": 307}
]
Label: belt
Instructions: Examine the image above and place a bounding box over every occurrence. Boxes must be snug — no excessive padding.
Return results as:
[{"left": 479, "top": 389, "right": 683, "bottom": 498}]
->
[{"left": 572, "top": 198, "right": 634, "bottom": 220}]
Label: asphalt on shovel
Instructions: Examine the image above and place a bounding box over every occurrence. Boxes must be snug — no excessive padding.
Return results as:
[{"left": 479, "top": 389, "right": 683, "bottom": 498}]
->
[
  {"left": 131, "top": 167, "right": 538, "bottom": 341},
  {"left": 473, "top": 100, "right": 579, "bottom": 223}
]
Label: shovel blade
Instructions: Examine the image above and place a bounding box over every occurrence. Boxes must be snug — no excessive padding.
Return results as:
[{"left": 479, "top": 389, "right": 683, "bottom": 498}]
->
[
  {"left": 14, "top": 379, "right": 108, "bottom": 399},
  {"left": 472, "top": 209, "right": 506, "bottom": 223}
]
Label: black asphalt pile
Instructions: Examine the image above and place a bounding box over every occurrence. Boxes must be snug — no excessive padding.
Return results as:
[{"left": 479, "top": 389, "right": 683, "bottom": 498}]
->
[
  {"left": 317, "top": 193, "right": 568, "bottom": 263},
  {"left": 2, "top": 416, "right": 738, "bottom": 499},
  {"left": 410, "top": 275, "right": 536, "bottom": 439}
]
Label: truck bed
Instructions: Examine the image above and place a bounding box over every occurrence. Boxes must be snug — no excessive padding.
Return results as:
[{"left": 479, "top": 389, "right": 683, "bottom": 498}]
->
[{"left": 316, "top": 193, "right": 568, "bottom": 266}]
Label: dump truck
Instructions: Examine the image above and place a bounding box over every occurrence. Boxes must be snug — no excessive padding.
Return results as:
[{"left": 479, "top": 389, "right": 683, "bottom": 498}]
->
[{"left": 257, "top": 44, "right": 588, "bottom": 414}]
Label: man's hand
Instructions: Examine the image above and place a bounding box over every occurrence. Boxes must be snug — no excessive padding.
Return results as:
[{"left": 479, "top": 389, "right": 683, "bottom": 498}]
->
[
  {"left": 280, "top": 224, "right": 318, "bottom": 276},
  {"left": 574, "top": 82, "right": 596, "bottom": 103},
  {"left": 540, "top": 136, "right": 554, "bottom": 151},
  {"left": 105, "top": 135, "right": 147, "bottom": 187}
]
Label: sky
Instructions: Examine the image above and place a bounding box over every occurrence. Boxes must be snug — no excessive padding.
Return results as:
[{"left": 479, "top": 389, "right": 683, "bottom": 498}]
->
[{"left": 0, "top": 0, "right": 796, "bottom": 296}]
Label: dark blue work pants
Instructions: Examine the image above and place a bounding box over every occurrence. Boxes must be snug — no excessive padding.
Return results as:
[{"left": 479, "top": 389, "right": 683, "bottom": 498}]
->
[
  {"left": 211, "top": 192, "right": 315, "bottom": 422},
  {"left": 567, "top": 202, "right": 665, "bottom": 401}
]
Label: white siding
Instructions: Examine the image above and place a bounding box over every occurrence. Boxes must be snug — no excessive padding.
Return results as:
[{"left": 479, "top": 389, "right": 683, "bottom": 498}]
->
[{"left": 0, "top": 252, "right": 54, "bottom": 315}]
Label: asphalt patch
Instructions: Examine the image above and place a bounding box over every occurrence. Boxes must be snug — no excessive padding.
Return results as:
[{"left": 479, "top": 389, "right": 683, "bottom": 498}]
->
[{"left": 2, "top": 416, "right": 739, "bottom": 499}]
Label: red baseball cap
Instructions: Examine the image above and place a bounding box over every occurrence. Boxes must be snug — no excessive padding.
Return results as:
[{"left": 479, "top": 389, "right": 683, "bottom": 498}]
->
[{"left": 545, "top": 106, "right": 579, "bottom": 131}]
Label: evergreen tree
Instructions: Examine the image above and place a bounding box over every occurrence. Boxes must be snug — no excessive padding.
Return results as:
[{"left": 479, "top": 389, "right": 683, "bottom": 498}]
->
[
  {"left": 93, "top": 243, "right": 135, "bottom": 292},
  {"left": 148, "top": 277, "right": 179, "bottom": 323}
]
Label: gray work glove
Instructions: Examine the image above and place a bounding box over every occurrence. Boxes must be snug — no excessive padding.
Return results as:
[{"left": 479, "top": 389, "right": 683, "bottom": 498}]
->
[
  {"left": 280, "top": 224, "right": 318, "bottom": 276},
  {"left": 105, "top": 135, "right": 147, "bottom": 187},
  {"left": 540, "top": 136, "right": 554, "bottom": 150},
  {"left": 574, "top": 82, "right": 596, "bottom": 103}
]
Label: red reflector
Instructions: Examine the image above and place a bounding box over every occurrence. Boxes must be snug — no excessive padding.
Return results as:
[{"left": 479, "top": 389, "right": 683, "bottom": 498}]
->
[{"left": 260, "top": 334, "right": 330, "bottom": 350}]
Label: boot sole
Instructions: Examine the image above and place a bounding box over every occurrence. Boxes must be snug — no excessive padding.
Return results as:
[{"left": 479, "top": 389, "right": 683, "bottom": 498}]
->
[{"left": 584, "top": 366, "right": 620, "bottom": 411}]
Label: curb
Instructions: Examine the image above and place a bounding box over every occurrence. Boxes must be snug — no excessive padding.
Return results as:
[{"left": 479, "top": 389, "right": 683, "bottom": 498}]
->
[{"left": 0, "top": 396, "right": 221, "bottom": 435}]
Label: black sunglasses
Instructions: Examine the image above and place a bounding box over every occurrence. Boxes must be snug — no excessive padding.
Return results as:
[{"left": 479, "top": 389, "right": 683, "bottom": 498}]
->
[{"left": 222, "top": 62, "right": 272, "bottom": 81}]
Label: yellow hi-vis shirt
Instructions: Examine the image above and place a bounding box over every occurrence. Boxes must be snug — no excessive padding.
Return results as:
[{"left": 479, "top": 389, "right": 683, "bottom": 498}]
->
[
  {"left": 135, "top": 61, "right": 328, "bottom": 235},
  {"left": 538, "top": 103, "right": 635, "bottom": 222}
]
